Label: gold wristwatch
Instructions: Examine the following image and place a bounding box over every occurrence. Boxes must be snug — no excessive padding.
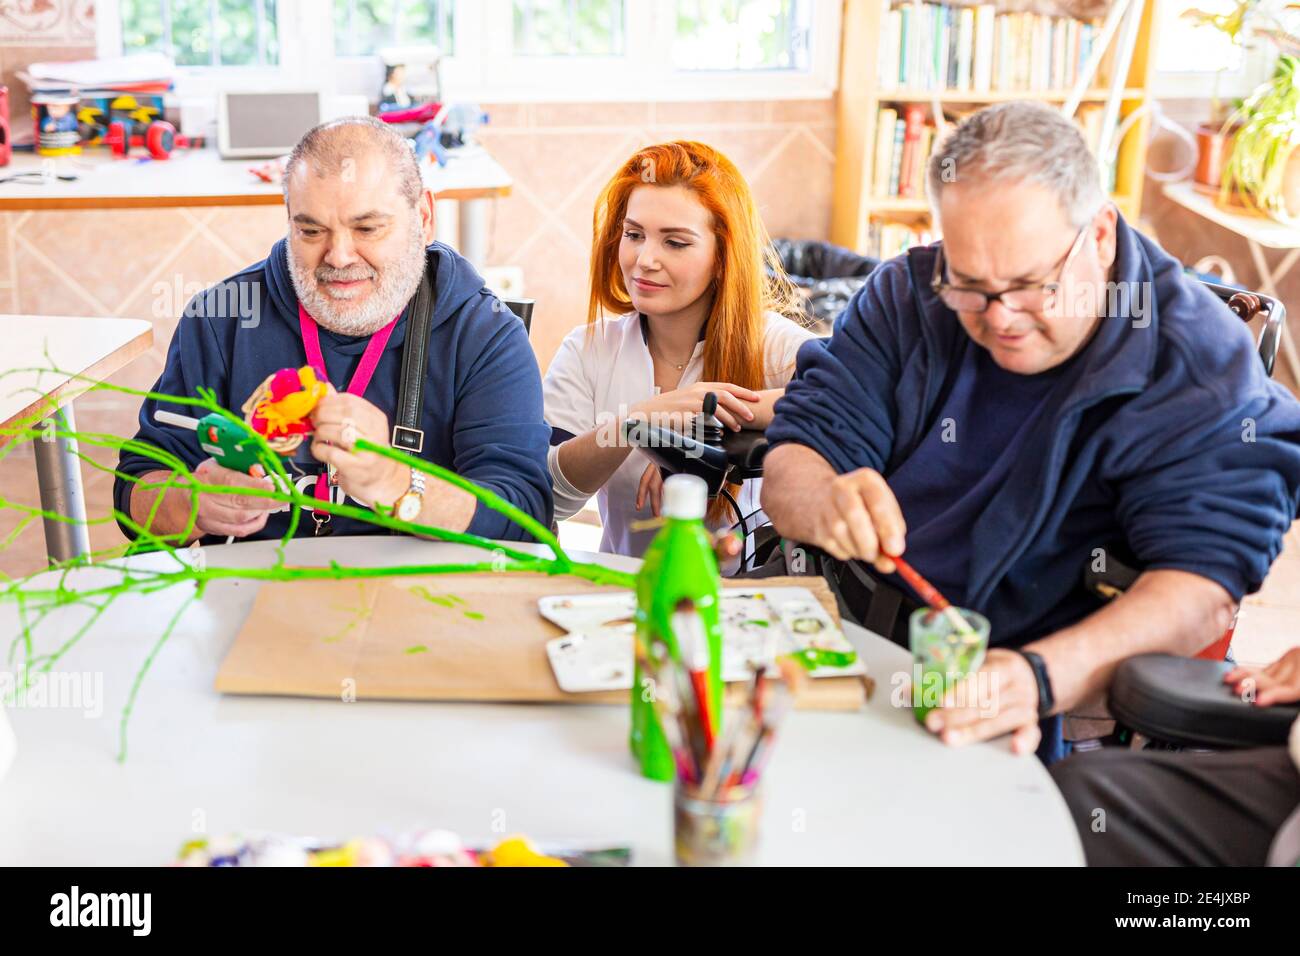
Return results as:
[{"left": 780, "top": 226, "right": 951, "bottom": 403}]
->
[{"left": 392, "top": 466, "right": 426, "bottom": 522}]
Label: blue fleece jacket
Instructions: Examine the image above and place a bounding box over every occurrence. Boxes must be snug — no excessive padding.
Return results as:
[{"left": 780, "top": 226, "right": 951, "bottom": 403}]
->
[
  {"left": 769, "top": 216, "right": 1300, "bottom": 646},
  {"left": 114, "top": 240, "right": 553, "bottom": 543}
]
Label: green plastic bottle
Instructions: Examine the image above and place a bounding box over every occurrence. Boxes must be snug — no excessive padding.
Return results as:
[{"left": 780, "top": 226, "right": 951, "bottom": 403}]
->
[{"left": 631, "top": 474, "right": 724, "bottom": 781}]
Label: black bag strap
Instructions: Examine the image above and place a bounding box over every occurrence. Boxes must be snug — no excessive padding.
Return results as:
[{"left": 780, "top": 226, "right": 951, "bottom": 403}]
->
[
  {"left": 391, "top": 253, "right": 435, "bottom": 453},
  {"left": 820, "top": 552, "right": 918, "bottom": 646}
]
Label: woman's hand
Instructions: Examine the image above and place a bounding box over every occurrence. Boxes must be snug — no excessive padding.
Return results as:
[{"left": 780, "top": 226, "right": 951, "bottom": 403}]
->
[
  {"left": 631, "top": 381, "right": 760, "bottom": 431},
  {"left": 635, "top": 461, "right": 664, "bottom": 516},
  {"left": 1225, "top": 646, "right": 1300, "bottom": 707}
]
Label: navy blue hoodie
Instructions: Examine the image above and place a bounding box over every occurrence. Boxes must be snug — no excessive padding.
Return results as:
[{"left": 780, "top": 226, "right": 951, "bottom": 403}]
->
[
  {"left": 770, "top": 216, "right": 1300, "bottom": 645},
  {"left": 114, "top": 240, "right": 553, "bottom": 543}
]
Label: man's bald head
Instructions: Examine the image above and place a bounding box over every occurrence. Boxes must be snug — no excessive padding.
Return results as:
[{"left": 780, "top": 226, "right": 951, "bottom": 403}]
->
[
  {"left": 282, "top": 115, "right": 433, "bottom": 337},
  {"left": 283, "top": 115, "right": 423, "bottom": 209}
]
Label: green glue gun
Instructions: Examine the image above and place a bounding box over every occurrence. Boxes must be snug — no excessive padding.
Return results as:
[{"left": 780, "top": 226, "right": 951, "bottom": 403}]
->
[{"left": 154, "top": 409, "right": 267, "bottom": 477}]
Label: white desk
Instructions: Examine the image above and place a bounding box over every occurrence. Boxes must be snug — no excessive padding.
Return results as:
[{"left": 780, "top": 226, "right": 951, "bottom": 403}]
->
[
  {"left": 0, "top": 314, "right": 152, "bottom": 563},
  {"left": 1163, "top": 181, "right": 1300, "bottom": 382},
  {"left": 0, "top": 146, "right": 513, "bottom": 268},
  {"left": 0, "top": 537, "right": 1084, "bottom": 866}
]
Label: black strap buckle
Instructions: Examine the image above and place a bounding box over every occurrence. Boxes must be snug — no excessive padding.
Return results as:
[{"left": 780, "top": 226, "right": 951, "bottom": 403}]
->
[
  {"left": 392, "top": 252, "right": 434, "bottom": 458},
  {"left": 391, "top": 425, "right": 425, "bottom": 453}
]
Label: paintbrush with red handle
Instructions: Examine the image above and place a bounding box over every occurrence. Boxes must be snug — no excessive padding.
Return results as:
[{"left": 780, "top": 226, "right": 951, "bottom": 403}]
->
[
  {"left": 673, "top": 600, "right": 717, "bottom": 753},
  {"left": 885, "top": 552, "right": 977, "bottom": 639}
]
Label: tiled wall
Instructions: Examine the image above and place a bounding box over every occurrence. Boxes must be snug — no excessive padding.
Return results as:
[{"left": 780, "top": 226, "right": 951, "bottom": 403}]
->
[
  {"left": 475, "top": 97, "right": 838, "bottom": 370},
  {"left": 0, "top": 1, "right": 95, "bottom": 126},
  {"left": 0, "top": 97, "right": 838, "bottom": 378}
]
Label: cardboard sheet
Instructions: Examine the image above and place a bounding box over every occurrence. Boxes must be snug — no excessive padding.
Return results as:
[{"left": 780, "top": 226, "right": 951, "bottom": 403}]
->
[{"left": 214, "top": 573, "right": 866, "bottom": 710}]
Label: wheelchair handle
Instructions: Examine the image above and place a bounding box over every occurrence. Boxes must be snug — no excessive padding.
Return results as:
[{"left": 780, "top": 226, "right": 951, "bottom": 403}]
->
[
  {"left": 622, "top": 417, "right": 730, "bottom": 496},
  {"left": 621, "top": 391, "right": 771, "bottom": 496},
  {"left": 1200, "top": 279, "right": 1287, "bottom": 378}
]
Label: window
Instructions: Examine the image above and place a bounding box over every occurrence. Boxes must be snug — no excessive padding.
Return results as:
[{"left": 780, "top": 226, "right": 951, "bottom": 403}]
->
[
  {"left": 120, "top": 0, "right": 279, "bottom": 67},
  {"left": 673, "top": 0, "right": 811, "bottom": 72},
  {"left": 1152, "top": 0, "right": 1288, "bottom": 99},
  {"left": 105, "top": 0, "right": 842, "bottom": 101},
  {"left": 1156, "top": 0, "right": 1246, "bottom": 74},
  {"left": 333, "top": 0, "right": 456, "bottom": 58},
  {"left": 511, "top": 0, "right": 625, "bottom": 57}
]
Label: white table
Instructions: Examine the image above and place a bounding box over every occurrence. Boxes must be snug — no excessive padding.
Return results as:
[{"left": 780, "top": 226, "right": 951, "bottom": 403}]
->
[
  {"left": 0, "top": 314, "right": 152, "bottom": 563},
  {"left": 0, "top": 146, "right": 513, "bottom": 269},
  {"left": 0, "top": 537, "right": 1084, "bottom": 866},
  {"left": 1163, "top": 181, "right": 1300, "bottom": 382}
]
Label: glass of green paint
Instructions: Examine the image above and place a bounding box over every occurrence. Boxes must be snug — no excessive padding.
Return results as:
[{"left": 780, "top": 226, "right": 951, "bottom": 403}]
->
[{"left": 908, "top": 607, "right": 990, "bottom": 724}]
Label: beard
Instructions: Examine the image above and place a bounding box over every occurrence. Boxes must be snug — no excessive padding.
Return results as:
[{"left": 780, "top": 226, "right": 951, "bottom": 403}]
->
[{"left": 287, "top": 217, "right": 427, "bottom": 337}]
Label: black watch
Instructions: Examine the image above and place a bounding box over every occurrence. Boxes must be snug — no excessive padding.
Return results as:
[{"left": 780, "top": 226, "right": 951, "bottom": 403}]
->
[{"left": 1014, "top": 649, "right": 1055, "bottom": 719}]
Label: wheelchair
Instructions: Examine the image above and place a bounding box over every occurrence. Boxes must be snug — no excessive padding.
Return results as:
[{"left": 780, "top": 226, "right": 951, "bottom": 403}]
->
[
  {"left": 623, "top": 278, "right": 1293, "bottom": 746},
  {"left": 1108, "top": 653, "right": 1300, "bottom": 750}
]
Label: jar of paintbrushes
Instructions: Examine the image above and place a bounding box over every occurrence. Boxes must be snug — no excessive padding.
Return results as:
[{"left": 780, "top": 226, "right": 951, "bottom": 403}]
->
[{"left": 636, "top": 603, "right": 792, "bottom": 867}]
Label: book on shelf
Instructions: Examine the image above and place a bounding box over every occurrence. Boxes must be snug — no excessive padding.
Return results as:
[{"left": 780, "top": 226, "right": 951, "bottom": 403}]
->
[
  {"left": 973, "top": 5, "right": 995, "bottom": 93},
  {"left": 1076, "top": 102, "right": 1104, "bottom": 153},
  {"left": 873, "top": 107, "right": 898, "bottom": 197},
  {"left": 870, "top": 100, "right": 1117, "bottom": 202},
  {"left": 876, "top": 0, "right": 1102, "bottom": 94},
  {"left": 956, "top": 7, "right": 974, "bottom": 91},
  {"left": 869, "top": 221, "right": 937, "bottom": 260},
  {"left": 897, "top": 103, "right": 926, "bottom": 197},
  {"left": 888, "top": 115, "right": 906, "bottom": 196}
]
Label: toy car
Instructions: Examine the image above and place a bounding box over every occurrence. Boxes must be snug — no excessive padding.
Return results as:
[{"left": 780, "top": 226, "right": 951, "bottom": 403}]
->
[{"left": 77, "top": 94, "right": 193, "bottom": 160}]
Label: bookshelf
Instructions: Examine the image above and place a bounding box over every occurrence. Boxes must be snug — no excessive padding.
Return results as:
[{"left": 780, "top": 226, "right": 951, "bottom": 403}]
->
[{"left": 831, "top": 0, "right": 1160, "bottom": 258}]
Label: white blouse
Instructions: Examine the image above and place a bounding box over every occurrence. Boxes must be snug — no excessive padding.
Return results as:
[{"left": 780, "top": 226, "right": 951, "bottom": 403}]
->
[{"left": 543, "top": 311, "right": 817, "bottom": 557}]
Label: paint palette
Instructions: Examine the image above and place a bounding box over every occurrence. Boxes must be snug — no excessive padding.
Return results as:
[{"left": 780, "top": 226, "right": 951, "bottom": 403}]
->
[
  {"left": 546, "top": 629, "right": 639, "bottom": 694},
  {"left": 538, "top": 593, "right": 636, "bottom": 634},
  {"left": 542, "top": 587, "right": 864, "bottom": 694}
]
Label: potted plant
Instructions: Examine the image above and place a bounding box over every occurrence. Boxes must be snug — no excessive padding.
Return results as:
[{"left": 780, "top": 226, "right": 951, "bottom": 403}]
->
[
  {"left": 1221, "top": 52, "right": 1300, "bottom": 220},
  {"left": 1182, "top": 1, "right": 1258, "bottom": 190}
]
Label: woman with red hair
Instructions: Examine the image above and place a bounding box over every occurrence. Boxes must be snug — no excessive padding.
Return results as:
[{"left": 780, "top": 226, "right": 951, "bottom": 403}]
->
[{"left": 544, "top": 140, "right": 814, "bottom": 557}]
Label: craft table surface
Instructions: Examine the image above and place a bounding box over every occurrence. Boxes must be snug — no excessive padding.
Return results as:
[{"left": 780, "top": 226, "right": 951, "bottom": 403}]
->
[
  {"left": 0, "top": 145, "right": 512, "bottom": 209},
  {"left": 0, "top": 314, "right": 153, "bottom": 438},
  {"left": 0, "top": 537, "right": 1084, "bottom": 866}
]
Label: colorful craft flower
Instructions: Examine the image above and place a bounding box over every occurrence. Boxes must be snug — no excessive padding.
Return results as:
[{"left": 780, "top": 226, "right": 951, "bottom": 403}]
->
[{"left": 240, "top": 365, "right": 331, "bottom": 455}]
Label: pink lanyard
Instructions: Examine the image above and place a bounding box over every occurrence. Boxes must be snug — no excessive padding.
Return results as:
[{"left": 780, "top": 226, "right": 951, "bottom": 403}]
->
[{"left": 298, "top": 304, "right": 398, "bottom": 510}]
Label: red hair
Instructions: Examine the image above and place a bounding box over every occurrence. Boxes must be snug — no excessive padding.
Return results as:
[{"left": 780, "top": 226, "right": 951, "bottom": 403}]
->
[{"left": 587, "top": 142, "right": 802, "bottom": 523}]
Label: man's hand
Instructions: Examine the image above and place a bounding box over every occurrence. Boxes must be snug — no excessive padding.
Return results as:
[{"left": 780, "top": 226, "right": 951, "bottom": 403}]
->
[
  {"left": 923, "top": 649, "right": 1043, "bottom": 755},
  {"left": 309, "top": 392, "right": 408, "bottom": 508},
  {"left": 189, "top": 457, "right": 282, "bottom": 538},
  {"left": 1225, "top": 647, "right": 1300, "bottom": 707},
  {"left": 805, "top": 467, "right": 907, "bottom": 574}
]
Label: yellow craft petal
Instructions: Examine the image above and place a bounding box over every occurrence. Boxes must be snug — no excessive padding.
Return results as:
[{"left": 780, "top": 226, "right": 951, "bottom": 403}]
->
[{"left": 484, "top": 836, "right": 568, "bottom": 867}]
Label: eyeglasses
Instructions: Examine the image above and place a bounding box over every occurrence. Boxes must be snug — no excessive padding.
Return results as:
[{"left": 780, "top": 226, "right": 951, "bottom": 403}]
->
[{"left": 930, "top": 222, "right": 1091, "bottom": 315}]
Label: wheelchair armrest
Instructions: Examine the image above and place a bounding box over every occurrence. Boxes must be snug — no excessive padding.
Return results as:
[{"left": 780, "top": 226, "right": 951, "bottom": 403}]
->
[
  {"left": 1109, "top": 654, "right": 1300, "bottom": 749},
  {"left": 722, "top": 429, "right": 769, "bottom": 481}
]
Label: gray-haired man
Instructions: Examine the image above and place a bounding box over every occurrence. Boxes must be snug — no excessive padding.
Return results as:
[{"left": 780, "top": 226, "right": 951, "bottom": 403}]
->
[
  {"left": 762, "top": 101, "right": 1300, "bottom": 762},
  {"left": 115, "top": 116, "right": 552, "bottom": 544}
]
